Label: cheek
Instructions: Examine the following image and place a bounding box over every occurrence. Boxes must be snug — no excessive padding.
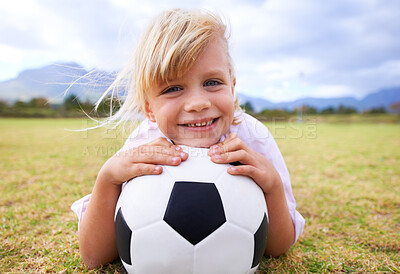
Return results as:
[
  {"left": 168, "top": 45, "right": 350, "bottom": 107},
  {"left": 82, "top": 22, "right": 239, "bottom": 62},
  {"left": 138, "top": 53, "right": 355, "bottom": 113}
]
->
[
  {"left": 153, "top": 103, "right": 180, "bottom": 127},
  {"left": 219, "top": 93, "right": 235, "bottom": 114}
]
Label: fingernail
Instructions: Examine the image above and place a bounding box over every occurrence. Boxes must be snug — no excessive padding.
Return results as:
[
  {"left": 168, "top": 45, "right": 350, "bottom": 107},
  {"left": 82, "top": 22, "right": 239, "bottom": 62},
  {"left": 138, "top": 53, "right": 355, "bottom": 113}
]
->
[
  {"left": 154, "top": 166, "right": 162, "bottom": 173},
  {"left": 211, "top": 145, "right": 219, "bottom": 154},
  {"left": 175, "top": 146, "right": 182, "bottom": 151},
  {"left": 171, "top": 157, "right": 180, "bottom": 164},
  {"left": 181, "top": 152, "right": 187, "bottom": 158},
  {"left": 214, "top": 154, "right": 222, "bottom": 160}
]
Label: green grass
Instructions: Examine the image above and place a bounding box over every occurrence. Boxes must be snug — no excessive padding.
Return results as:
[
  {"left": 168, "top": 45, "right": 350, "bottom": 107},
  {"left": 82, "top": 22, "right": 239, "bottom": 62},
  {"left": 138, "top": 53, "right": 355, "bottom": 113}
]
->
[{"left": 1, "top": 117, "right": 399, "bottom": 273}]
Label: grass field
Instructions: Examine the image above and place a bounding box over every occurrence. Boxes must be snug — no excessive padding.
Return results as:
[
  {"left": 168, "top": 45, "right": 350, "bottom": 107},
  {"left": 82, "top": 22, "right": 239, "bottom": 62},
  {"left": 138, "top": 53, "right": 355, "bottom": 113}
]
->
[{"left": 1, "top": 117, "right": 399, "bottom": 273}]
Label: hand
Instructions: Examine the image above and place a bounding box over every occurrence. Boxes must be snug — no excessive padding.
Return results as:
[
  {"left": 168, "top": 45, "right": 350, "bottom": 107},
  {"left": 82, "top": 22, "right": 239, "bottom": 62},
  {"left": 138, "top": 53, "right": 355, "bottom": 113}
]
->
[
  {"left": 208, "top": 133, "right": 281, "bottom": 194},
  {"left": 209, "top": 133, "right": 296, "bottom": 256},
  {"left": 98, "top": 137, "right": 188, "bottom": 186},
  {"left": 80, "top": 138, "right": 188, "bottom": 268}
]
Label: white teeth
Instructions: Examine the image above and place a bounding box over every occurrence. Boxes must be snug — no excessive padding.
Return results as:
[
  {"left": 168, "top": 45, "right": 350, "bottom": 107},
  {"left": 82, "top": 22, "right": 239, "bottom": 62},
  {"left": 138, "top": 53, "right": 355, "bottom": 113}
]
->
[{"left": 186, "top": 119, "right": 214, "bottom": 127}]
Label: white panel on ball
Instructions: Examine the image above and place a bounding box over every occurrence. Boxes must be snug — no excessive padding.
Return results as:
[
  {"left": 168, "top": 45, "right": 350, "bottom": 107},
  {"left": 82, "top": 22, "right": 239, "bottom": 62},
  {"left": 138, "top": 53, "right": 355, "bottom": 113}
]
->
[
  {"left": 165, "top": 146, "right": 227, "bottom": 183},
  {"left": 118, "top": 172, "right": 175, "bottom": 230},
  {"left": 130, "top": 221, "right": 194, "bottom": 274},
  {"left": 194, "top": 223, "right": 254, "bottom": 274},
  {"left": 215, "top": 172, "right": 268, "bottom": 234}
]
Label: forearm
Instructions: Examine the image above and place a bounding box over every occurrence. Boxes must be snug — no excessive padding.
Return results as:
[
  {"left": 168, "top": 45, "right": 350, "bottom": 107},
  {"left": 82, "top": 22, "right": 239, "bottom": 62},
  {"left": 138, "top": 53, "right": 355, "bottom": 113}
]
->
[
  {"left": 79, "top": 177, "right": 121, "bottom": 268},
  {"left": 264, "top": 182, "right": 295, "bottom": 257}
]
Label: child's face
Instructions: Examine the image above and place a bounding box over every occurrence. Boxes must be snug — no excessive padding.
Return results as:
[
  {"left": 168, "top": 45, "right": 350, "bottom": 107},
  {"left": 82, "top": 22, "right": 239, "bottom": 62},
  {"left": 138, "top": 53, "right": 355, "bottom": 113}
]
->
[{"left": 144, "top": 37, "right": 235, "bottom": 148}]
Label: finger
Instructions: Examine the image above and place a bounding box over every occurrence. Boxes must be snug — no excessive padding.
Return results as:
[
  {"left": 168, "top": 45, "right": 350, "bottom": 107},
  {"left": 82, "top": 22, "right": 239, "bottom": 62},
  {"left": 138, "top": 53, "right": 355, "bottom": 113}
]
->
[
  {"left": 214, "top": 133, "right": 238, "bottom": 151},
  {"left": 210, "top": 149, "right": 252, "bottom": 165},
  {"left": 147, "top": 137, "right": 174, "bottom": 146},
  {"left": 227, "top": 165, "right": 258, "bottom": 181},
  {"left": 208, "top": 136, "right": 233, "bottom": 156},
  {"left": 149, "top": 137, "right": 187, "bottom": 154},
  {"left": 221, "top": 132, "right": 238, "bottom": 144},
  {"left": 139, "top": 151, "right": 185, "bottom": 166},
  {"left": 139, "top": 144, "right": 188, "bottom": 159},
  {"left": 128, "top": 163, "right": 163, "bottom": 179},
  {"left": 145, "top": 137, "right": 179, "bottom": 152},
  {"left": 119, "top": 148, "right": 184, "bottom": 166},
  {"left": 210, "top": 135, "right": 249, "bottom": 156},
  {"left": 147, "top": 137, "right": 184, "bottom": 153}
]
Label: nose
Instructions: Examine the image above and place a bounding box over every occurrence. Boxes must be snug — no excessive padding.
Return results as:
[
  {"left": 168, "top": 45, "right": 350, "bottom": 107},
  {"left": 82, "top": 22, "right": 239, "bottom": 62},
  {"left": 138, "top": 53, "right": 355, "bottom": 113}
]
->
[{"left": 183, "top": 89, "right": 211, "bottom": 112}]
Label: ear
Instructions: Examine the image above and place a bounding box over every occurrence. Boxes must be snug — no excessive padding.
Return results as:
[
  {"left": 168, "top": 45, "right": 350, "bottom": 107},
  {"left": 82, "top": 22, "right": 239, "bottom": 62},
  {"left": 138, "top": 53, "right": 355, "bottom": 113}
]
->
[
  {"left": 231, "top": 77, "right": 236, "bottom": 95},
  {"left": 144, "top": 101, "right": 156, "bottom": 122}
]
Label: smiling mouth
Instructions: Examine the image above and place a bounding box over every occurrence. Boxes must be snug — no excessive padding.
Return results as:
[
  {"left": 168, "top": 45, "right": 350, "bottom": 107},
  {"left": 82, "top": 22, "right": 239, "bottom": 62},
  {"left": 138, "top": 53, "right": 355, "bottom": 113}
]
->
[{"left": 180, "top": 118, "right": 217, "bottom": 128}]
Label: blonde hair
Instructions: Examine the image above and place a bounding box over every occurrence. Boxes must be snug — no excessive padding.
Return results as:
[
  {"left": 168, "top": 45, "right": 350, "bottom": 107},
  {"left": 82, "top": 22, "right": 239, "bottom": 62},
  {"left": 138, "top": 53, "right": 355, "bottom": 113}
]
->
[{"left": 96, "top": 8, "right": 241, "bottom": 128}]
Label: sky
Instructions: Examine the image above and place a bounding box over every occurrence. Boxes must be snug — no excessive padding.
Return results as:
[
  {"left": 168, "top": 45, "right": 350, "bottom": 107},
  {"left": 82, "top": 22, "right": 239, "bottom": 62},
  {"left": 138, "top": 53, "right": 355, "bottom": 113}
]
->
[{"left": 0, "top": 0, "right": 399, "bottom": 102}]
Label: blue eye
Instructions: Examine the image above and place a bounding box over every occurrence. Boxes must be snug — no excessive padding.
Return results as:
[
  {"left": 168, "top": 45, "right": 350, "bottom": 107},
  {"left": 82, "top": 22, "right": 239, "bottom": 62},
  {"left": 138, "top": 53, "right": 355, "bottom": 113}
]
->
[
  {"left": 162, "top": 86, "right": 182, "bottom": 94},
  {"left": 204, "top": 80, "right": 221, "bottom": 87}
]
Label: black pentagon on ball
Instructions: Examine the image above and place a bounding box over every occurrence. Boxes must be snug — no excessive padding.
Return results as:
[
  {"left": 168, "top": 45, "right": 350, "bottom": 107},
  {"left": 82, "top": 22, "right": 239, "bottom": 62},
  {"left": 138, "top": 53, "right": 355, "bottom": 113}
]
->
[
  {"left": 251, "top": 213, "right": 268, "bottom": 268},
  {"left": 163, "top": 181, "right": 226, "bottom": 245},
  {"left": 115, "top": 208, "right": 133, "bottom": 265}
]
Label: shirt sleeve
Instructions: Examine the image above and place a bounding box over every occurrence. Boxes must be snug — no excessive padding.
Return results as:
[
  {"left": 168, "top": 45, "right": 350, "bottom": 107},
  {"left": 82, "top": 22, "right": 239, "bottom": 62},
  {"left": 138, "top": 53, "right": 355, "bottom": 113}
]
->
[
  {"left": 229, "top": 113, "right": 305, "bottom": 244},
  {"left": 70, "top": 194, "right": 91, "bottom": 231}
]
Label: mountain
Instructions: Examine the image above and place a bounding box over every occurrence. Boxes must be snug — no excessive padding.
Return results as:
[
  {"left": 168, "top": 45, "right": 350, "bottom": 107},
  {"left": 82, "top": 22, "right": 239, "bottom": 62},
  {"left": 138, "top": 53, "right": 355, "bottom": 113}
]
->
[
  {"left": 360, "top": 87, "right": 400, "bottom": 110},
  {"left": 236, "top": 93, "right": 277, "bottom": 112},
  {"left": 239, "top": 88, "right": 400, "bottom": 112},
  {"left": 274, "top": 97, "right": 361, "bottom": 111},
  {"left": 1, "top": 62, "right": 399, "bottom": 111},
  {"left": 0, "top": 62, "right": 114, "bottom": 103}
]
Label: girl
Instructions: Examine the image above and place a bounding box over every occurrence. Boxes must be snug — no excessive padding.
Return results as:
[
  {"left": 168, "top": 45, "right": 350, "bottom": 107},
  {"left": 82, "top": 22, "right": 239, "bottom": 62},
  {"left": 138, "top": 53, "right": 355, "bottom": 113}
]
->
[{"left": 71, "top": 8, "right": 305, "bottom": 269}]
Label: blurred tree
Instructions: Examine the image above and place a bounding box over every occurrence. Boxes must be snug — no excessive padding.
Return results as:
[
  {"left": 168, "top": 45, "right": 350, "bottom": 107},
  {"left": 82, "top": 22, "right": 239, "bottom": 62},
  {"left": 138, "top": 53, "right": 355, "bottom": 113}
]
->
[
  {"left": 63, "top": 94, "right": 81, "bottom": 110},
  {"left": 0, "top": 100, "right": 9, "bottom": 113},
  {"left": 294, "top": 105, "right": 318, "bottom": 115},
  {"left": 363, "top": 107, "right": 387, "bottom": 114},
  {"left": 320, "top": 106, "right": 335, "bottom": 114},
  {"left": 14, "top": 100, "right": 27, "bottom": 108},
  {"left": 389, "top": 102, "right": 400, "bottom": 114},
  {"left": 80, "top": 98, "right": 94, "bottom": 113},
  {"left": 259, "top": 108, "right": 290, "bottom": 119},
  {"left": 240, "top": 101, "right": 255, "bottom": 113},
  {"left": 95, "top": 96, "right": 122, "bottom": 116},
  {"left": 337, "top": 105, "right": 357, "bottom": 114},
  {"left": 0, "top": 100, "right": 9, "bottom": 108},
  {"left": 29, "top": 97, "right": 49, "bottom": 108}
]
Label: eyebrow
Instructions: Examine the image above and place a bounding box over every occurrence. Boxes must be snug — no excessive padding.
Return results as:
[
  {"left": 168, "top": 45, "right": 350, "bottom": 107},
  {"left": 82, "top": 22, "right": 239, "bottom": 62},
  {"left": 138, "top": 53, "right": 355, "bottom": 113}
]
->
[
  {"left": 158, "top": 68, "right": 229, "bottom": 90},
  {"left": 202, "top": 68, "right": 228, "bottom": 78}
]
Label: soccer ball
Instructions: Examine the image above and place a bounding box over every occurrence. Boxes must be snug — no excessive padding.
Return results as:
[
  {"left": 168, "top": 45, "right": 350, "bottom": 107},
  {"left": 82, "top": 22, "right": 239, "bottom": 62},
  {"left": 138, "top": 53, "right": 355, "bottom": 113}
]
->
[{"left": 115, "top": 146, "right": 268, "bottom": 274}]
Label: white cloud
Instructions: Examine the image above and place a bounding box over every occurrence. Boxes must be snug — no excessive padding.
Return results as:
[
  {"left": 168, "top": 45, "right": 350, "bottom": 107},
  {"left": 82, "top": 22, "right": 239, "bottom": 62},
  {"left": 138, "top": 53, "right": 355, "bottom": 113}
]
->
[
  {"left": 0, "top": 45, "right": 24, "bottom": 65},
  {"left": 311, "top": 85, "right": 355, "bottom": 99},
  {"left": 257, "top": 58, "right": 321, "bottom": 82},
  {"left": 0, "top": 0, "right": 399, "bottom": 102}
]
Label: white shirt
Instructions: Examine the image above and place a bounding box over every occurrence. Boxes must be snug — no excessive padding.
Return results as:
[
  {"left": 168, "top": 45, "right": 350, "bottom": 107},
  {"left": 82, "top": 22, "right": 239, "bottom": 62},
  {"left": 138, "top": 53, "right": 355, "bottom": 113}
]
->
[{"left": 71, "top": 112, "right": 305, "bottom": 244}]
